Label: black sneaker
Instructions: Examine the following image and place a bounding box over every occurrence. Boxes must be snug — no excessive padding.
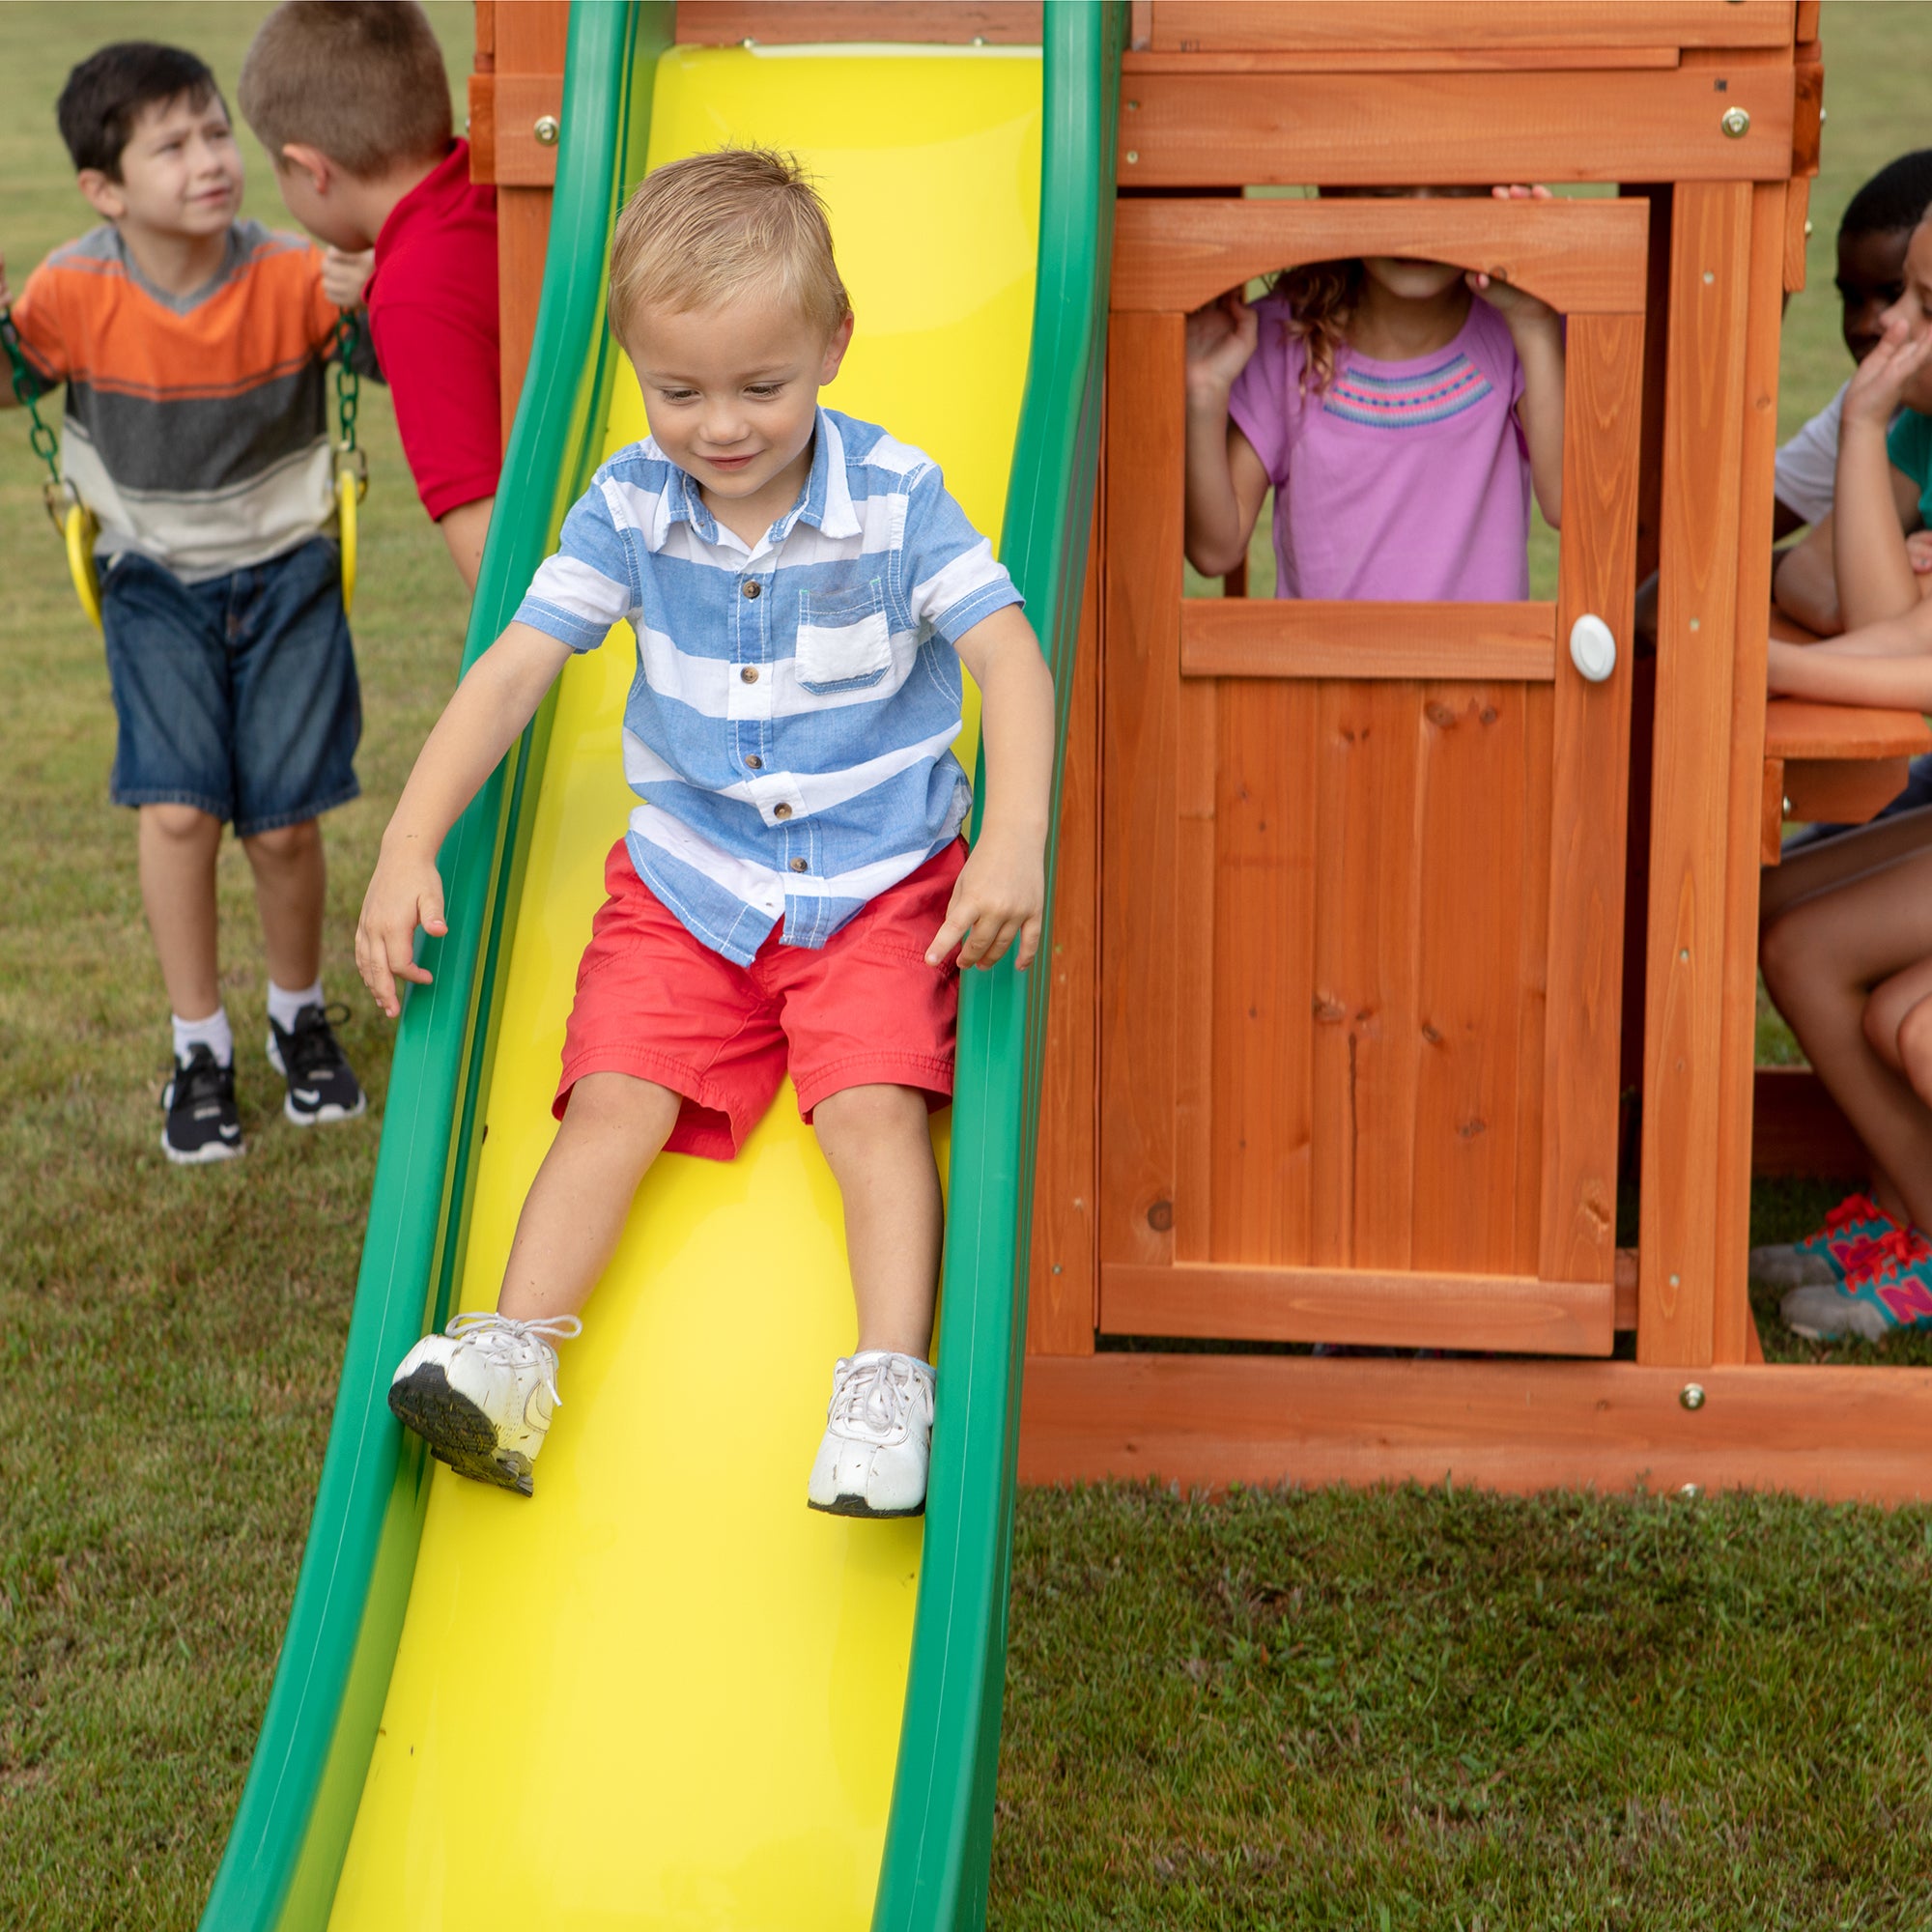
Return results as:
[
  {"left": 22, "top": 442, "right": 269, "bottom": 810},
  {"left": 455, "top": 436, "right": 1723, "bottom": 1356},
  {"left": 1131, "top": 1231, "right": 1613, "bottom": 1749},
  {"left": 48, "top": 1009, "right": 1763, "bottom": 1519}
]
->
[
  {"left": 268, "top": 1003, "right": 366, "bottom": 1127},
  {"left": 160, "top": 1045, "right": 244, "bottom": 1164}
]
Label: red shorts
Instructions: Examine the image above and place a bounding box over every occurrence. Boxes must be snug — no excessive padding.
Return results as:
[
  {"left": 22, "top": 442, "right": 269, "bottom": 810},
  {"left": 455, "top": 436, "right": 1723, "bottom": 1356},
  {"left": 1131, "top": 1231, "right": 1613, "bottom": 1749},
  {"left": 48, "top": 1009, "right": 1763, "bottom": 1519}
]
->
[{"left": 555, "top": 838, "right": 967, "bottom": 1159}]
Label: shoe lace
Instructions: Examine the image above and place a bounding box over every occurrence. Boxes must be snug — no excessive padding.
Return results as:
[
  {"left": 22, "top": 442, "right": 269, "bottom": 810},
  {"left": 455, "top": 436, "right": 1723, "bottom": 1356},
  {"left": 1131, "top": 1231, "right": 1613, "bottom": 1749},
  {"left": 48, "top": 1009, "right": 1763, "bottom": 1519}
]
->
[
  {"left": 173, "top": 1046, "right": 234, "bottom": 1109},
  {"left": 283, "top": 1002, "right": 354, "bottom": 1082},
  {"left": 1850, "top": 1225, "right": 1931, "bottom": 1286},
  {"left": 829, "top": 1354, "right": 926, "bottom": 1445},
  {"left": 1825, "top": 1192, "right": 1884, "bottom": 1233},
  {"left": 445, "top": 1311, "right": 583, "bottom": 1408}
]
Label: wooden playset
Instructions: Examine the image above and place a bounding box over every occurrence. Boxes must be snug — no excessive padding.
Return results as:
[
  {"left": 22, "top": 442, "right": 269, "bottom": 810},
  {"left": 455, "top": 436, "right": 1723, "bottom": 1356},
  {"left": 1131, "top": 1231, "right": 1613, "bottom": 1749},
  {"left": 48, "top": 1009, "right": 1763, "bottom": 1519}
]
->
[
  {"left": 470, "top": 1, "right": 1932, "bottom": 1505},
  {"left": 1016, "top": 0, "right": 1932, "bottom": 1502}
]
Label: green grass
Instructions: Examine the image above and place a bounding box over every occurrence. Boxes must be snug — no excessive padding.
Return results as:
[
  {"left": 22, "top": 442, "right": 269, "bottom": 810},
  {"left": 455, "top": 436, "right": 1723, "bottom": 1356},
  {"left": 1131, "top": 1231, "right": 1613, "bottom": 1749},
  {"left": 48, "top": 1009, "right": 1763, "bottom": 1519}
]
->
[{"left": 5, "top": 5, "right": 1932, "bottom": 1927}]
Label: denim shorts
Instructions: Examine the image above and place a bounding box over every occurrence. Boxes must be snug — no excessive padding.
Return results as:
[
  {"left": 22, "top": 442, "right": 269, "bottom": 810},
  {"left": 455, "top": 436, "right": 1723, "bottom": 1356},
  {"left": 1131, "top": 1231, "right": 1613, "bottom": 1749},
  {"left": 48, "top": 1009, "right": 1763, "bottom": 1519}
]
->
[{"left": 100, "top": 538, "right": 361, "bottom": 837}]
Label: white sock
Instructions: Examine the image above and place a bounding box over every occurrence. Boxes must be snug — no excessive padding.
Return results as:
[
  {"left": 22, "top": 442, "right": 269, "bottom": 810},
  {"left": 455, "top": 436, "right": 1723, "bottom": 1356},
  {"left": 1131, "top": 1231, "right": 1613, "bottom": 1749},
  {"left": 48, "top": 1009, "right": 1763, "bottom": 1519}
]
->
[
  {"left": 173, "top": 1008, "right": 234, "bottom": 1067},
  {"left": 268, "top": 979, "right": 324, "bottom": 1034}
]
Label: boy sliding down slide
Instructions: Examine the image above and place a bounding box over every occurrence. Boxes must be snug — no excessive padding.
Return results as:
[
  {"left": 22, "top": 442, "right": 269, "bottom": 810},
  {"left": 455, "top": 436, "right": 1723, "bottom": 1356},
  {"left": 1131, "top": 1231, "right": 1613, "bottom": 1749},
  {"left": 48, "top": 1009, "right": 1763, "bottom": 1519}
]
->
[{"left": 361, "top": 150, "right": 1055, "bottom": 1519}]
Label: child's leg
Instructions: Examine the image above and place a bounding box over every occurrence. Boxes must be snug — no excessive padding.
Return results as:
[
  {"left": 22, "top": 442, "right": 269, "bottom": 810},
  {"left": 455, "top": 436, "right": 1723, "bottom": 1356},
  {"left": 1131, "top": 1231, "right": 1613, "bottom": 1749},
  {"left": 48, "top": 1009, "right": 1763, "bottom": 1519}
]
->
[
  {"left": 1760, "top": 848, "right": 1932, "bottom": 1231},
  {"left": 497, "top": 1071, "right": 684, "bottom": 1323},
  {"left": 811, "top": 1083, "right": 943, "bottom": 1359},
  {"left": 241, "top": 817, "right": 325, "bottom": 992},
  {"left": 1897, "top": 994, "right": 1932, "bottom": 1111},
  {"left": 1759, "top": 806, "right": 1932, "bottom": 926},
  {"left": 138, "top": 804, "right": 224, "bottom": 1021}
]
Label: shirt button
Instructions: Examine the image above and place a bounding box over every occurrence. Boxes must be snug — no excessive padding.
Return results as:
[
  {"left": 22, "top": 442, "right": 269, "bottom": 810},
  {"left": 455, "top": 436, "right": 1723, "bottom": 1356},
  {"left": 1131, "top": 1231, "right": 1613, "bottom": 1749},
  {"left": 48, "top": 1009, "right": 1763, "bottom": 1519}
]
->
[
  {"left": 740, "top": 665, "right": 759, "bottom": 684},
  {"left": 789, "top": 858, "right": 809, "bottom": 873},
  {"left": 742, "top": 581, "right": 761, "bottom": 600},
  {"left": 745, "top": 754, "right": 763, "bottom": 770},
  {"left": 773, "top": 803, "right": 793, "bottom": 820}
]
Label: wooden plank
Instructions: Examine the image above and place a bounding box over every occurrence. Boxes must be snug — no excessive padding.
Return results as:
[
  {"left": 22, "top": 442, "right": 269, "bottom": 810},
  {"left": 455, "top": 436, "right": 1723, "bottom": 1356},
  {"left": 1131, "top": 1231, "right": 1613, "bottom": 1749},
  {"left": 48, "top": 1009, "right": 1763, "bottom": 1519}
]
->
[
  {"left": 1712, "top": 183, "right": 1787, "bottom": 1366},
  {"left": 1181, "top": 601, "right": 1557, "bottom": 682},
  {"left": 1174, "top": 667, "right": 1216, "bottom": 1261},
  {"left": 1783, "top": 756, "right": 1913, "bottom": 827},
  {"left": 1123, "top": 46, "right": 1683, "bottom": 74},
  {"left": 674, "top": 1, "right": 1042, "bottom": 43},
  {"left": 1784, "top": 173, "right": 1811, "bottom": 293},
  {"left": 1113, "top": 196, "right": 1651, "bottom": 318},
  {"left": 494, "top": 0, "right": 568, "bottom": 67},
  {"left": 1796, "top": 3, "right": 1820, "bottom": 41},
  {"left": 1638, "top": 181, "right": 1754, "bottom": 1369},
  {"left": 1017, "top": 1352, "right": 1932, "bottom": 1504},
  {"left": 1100, "top": 1262, "right": 1614, "bottom": 1356},
  {"left": 1538, "top": 312, "right": 1643, "bottom": 1286},
  {"left": 1147, "top": 3, "right": 1796, "bottom": 54},
  {"left": 1764, "top": 697, "right": 1932, "bottom": 762},
  {"left": 1511, "top": 686, "right": 1555, "bottom": 1273},
  {"left": 1615, "top": 1246, "right": 1638, "bottom": 1329},
  {"left": 1793, "top": 53, "right": 1824, "bottom": 176},
  {"left": 1119, "top": 71, "right": 1797, "bottom": 187},
  {"left": 1027, "top": 505, "right": 1101, "bottom": 1355},
  {"left": 485, "top": 73, "right": 564, "bottom": 187},
  {"left": 1210, "top": 680, "right": 1317, "bottom": 1264},
  {"left": 1410, "top": 682, "right": 1531, "bottom": 1274},
  {"left": 1752, "top": 1065, "right": 1867, "bottom": 1178},
  {"left": 467, "top": 71, "right": 497, "bottom": 181},
  {"left": 1099, "top": 316, "right": 1184, "bottom": 1270},
  {"left": 1129, "top": 0, "right": 1152, "bottom": 52},
  {"left": 1762, "top": 754, "right": 1785, "bottom": 865}
]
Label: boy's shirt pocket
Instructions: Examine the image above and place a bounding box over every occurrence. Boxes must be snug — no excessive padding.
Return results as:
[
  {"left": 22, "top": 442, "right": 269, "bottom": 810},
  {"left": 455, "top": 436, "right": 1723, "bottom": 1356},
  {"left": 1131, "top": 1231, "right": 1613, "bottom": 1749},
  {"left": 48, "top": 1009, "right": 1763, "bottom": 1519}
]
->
[{"left": 795, "top": 581, "right": 893, "bottom": 696}]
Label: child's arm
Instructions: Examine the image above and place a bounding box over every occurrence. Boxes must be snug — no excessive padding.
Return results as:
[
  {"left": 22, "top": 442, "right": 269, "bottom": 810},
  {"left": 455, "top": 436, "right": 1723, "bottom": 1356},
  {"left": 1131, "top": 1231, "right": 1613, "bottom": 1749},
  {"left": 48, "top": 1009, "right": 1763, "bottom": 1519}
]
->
[
  {"left": 1183, "top": 291, "right": 1271, "bottom": 579},
  {"left": 1834, "top": 315, "right": 1932, "bottom": 633},
  {"left": 1766, "top": 596, "right": 1932, "bottom": 710},
  {"left": 1774, "top": 514, "right": 1844, "bottom": 634},
  {"left": 1471, "top": 185, "right": 1564, "bottom": 527},
  {"left": 927, "top": 605, "right": 1056, "bottom": 972},
  {"left": 356, "top": 621, "right": 573, "bottom": 1016}
]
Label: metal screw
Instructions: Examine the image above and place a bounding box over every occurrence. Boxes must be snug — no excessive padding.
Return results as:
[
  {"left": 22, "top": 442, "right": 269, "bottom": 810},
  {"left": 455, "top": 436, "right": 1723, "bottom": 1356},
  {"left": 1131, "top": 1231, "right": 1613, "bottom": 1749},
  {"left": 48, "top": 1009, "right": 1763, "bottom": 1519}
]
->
[
  {"left": 1720, "top": 106, "right": 1751, "bottom": 139},
  {"left": 1125, "top": 150, "right": 1140, "bottom": 165},
  {"left": 1690, "top": 616, "right": 1701, "bottom": 630},
  {"left": 1677, "top": 951, "right": 1689, "bottom": 965},
  {"left": 1701, "top": 272, "right": 1715, "bottom": 286},
  {"left": 1670, "top": 1270, "right": 1682, "bottom": 1286},
  {"left": 1052, "top": 1264, "right": 1063, "bottom": 1275},
  {"left": 1804, "top": 219, "right": 1815, "bottom": 238},
  {"left": 1680, "top": 1382, "right": 1706, "bottom": 1410},
  {"left": 1679, "top": 1482, "right": 1701, "bottom": 1499},
  {"left": 533, "top": 114, "right": 560, "bottom": 146}
]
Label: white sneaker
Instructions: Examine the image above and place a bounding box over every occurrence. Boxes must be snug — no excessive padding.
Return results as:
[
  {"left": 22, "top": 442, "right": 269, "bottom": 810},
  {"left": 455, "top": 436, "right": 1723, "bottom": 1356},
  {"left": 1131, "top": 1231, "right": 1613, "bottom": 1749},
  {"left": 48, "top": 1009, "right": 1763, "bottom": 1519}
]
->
[
  {"left": 387, "top": 1311, "right": 582, "bottom": 1496},
  {"left": 807, "top": 1350, "right": 935, "bottom": 1519}
]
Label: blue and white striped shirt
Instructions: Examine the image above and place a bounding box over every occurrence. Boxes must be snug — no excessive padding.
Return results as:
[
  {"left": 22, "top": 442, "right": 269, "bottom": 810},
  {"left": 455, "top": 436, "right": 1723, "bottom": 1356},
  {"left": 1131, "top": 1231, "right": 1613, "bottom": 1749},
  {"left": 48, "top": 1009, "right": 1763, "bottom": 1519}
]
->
[{"left": 517, "top": 409, "right": 1022, "bottom": 966}]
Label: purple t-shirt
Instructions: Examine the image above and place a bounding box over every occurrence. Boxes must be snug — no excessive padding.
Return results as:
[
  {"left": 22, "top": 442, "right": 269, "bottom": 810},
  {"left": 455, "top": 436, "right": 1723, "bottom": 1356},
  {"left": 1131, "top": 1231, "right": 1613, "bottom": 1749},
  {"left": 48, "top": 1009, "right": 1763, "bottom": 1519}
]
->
[{"left": 1227, "top": 293, "right": 1532, "bottom": 602}]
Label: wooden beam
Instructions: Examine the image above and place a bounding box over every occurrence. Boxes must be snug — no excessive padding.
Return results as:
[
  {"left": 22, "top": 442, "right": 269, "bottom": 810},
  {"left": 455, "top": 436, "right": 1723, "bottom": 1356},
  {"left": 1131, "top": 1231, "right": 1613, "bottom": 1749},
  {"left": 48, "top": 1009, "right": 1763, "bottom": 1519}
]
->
[
  {"left": 1118, "top": 69, "right": 1798, "bottom": 188},
  {"left": 1146, "top": 3, "right": 1798, "bottom": 54},
  {"left": 1123, "top": 47, "right": 1684, "bottom": 75},
  {"left": 1113, "top": 196, "right": 1650, "bottom": 318},
  {"left": 1179, "top": 600, "right": 1556, "bottom": 682},
  {"left": 1752, "top": 1065, "right": 1867, "bottom": 1179},
  {"left": 1101, "top": 1262, "right": 1614, "bottom": 1355},
  {"left": 1638, "top": 181, "right": 1754, "bottom": 1369},
  {"left": 1018, "top": 1352, "right": 1932, "bottom": 1504},
  {"left": 1764, "top": 696, "right": 1932, "bottom": 761}
]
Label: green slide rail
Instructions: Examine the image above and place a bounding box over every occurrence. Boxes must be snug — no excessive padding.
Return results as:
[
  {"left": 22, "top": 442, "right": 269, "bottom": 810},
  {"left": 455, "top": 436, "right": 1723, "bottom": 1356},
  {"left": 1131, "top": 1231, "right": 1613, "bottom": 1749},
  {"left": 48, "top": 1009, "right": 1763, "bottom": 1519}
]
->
[{"left": 197, "top": 4, "right": 1118, "bottom": 1925}]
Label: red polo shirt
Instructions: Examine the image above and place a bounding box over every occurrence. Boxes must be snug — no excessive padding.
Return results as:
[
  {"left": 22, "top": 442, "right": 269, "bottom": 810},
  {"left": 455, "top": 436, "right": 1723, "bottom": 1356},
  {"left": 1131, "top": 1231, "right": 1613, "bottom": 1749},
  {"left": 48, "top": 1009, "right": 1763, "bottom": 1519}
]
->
[{"left": 366, "top": 139, "right": 500, "bottom": 521}]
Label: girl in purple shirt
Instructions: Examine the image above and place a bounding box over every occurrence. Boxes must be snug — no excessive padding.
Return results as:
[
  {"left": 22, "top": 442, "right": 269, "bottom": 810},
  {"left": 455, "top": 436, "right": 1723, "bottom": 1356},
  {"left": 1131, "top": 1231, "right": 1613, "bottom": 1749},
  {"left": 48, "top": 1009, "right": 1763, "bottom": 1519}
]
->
[{"left": 1184, "top": 185, "right": 1566, "bottom": 602}]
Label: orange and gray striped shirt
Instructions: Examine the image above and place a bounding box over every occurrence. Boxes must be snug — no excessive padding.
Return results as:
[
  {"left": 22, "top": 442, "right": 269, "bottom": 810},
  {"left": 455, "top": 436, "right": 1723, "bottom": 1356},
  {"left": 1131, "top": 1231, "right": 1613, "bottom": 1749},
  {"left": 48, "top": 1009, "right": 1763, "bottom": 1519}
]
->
[{"left": 12, "top": 221, "right": 342, "bottom": 582}]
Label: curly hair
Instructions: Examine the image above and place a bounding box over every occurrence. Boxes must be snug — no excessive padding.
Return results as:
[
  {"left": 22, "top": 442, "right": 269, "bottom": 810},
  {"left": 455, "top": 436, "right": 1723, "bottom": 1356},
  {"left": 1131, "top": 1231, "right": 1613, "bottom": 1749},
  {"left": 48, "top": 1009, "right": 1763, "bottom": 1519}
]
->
[{"left": 1269, "top": 258, "right": 1365, "bottom": 395}]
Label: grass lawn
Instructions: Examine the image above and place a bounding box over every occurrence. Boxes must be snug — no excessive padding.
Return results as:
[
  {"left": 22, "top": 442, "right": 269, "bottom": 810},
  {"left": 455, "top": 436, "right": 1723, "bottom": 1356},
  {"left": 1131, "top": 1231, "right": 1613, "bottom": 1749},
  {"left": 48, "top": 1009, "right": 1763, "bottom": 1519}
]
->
[{"left": 3, "top": 4, "right": 1931, "bottom": 1927}]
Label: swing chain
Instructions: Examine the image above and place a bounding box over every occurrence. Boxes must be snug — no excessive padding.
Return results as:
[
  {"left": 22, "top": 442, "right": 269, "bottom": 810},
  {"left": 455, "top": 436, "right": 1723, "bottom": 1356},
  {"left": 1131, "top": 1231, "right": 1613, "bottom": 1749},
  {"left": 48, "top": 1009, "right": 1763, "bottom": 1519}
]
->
[
  {"left": 1, "top": 301, "right": 78, "bottom": 534},
  {"left": 334, "top": 310, "right": 368, "bottom": 502}
]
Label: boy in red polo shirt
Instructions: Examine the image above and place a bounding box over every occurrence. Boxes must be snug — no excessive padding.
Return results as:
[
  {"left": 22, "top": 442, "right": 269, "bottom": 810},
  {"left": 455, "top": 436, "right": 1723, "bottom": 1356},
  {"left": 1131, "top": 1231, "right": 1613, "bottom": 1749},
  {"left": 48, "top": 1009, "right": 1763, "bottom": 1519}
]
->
[{"left": 239, "top": 1, "right": 499, "bottom": 591}]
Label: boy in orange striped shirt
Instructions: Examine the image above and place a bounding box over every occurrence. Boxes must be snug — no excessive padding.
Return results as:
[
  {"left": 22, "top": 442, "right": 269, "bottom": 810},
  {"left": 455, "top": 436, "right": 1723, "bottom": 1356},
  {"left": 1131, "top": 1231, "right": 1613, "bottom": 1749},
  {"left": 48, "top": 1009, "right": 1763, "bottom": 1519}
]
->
[{"left": 2, "top": 42, "right": 366, "bottom": 1162}]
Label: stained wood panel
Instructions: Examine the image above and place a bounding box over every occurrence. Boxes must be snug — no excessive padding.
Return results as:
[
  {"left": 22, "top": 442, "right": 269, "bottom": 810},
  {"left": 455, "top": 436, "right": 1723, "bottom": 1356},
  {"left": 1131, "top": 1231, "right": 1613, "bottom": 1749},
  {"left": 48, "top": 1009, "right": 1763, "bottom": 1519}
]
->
[
  {"left": 1181, "top": 601, "right": 1556, "bottom": 682},
  {"left": 1119, "top": 71, "right": 1798, "bottom": 187},
  {"left": 1147, "top": 2, "right": 1796, "bottom": 53},
  {"left": 1098, "top": 316, "right": 1183, "bottom": 1270},
  {"left": 1027, "top": 507, "right": 1102, "bottom": 1355},
  {"left": 674, "top": 1, "right": 1042, "bottom": 42},
  {"left": 1101, "top": 1262, "right": 1612, "bottom": 1355},
  {"left": 1113, "top": 198, "right": 1650, "bottom": 317},
  {"left": 1638, "top": 180, "right": 1755, "bottom": 1368},
  {"left": 1538, "top": 312, "right": 1644, "bottom": 1285}
]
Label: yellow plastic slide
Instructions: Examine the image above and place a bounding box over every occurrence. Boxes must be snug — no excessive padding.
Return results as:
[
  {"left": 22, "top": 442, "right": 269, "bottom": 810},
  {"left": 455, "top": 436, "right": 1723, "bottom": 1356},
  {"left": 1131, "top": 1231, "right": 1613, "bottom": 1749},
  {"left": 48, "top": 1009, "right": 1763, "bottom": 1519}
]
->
[{"left": 323, "top": 44, "right": 1042, "bottom": 1930}]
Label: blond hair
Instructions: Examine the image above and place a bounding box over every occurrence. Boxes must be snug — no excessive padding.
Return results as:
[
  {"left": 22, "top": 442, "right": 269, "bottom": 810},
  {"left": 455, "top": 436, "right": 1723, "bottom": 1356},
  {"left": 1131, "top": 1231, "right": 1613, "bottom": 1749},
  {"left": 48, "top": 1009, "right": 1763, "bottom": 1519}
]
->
[
  {"left": 608, "top": 147, "right": 850, "bottom": 344},
  {"left": 240, "top": 1, "right": 450, "bottom": 180}
]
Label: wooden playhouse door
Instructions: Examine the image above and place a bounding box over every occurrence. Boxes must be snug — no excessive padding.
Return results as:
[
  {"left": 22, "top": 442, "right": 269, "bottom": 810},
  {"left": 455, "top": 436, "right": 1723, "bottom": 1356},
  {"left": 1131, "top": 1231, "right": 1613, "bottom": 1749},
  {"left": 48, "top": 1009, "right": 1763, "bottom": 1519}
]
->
[{"left": 1099, "top": 195, "right": 1648, "bottom": 1355}]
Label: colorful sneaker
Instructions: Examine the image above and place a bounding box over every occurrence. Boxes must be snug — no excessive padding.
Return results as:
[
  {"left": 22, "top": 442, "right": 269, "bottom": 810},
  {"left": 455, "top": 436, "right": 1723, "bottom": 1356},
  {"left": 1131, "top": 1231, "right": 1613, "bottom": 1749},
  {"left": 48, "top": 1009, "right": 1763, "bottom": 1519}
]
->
[
  {"left": 1782, "top": 1225, "right": 1932, "bottom": 1343},
  {"left": 807, "top": 1351, "right": 935, "bottom": 1520},
  {"left": 268, "top": 1003, "right": 365, "bottom": 1127},
  {"left": 387, "top": 1311, "right": 582, "bottom": 1496},
  {"left": 160, "top": 1045, "right": 244, "bottom": 1164},
  {"left": 1748, "top": 1191, "right": 1898, "bottom": 1291}
]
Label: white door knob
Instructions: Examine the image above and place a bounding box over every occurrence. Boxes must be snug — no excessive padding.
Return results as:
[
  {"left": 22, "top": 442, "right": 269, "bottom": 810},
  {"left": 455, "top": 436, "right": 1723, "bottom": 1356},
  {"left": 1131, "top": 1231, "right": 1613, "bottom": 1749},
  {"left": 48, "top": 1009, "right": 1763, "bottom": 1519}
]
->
[{"left": 1569, "top": 612, "right": 1617, "bottom": 684}]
